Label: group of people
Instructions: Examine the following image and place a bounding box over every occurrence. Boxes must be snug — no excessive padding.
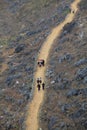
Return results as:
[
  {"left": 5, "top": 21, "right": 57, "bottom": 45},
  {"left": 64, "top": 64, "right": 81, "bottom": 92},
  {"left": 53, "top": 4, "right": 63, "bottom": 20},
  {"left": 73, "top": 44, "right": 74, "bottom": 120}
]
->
[
  {"left": 37, "top": 59, "right": 45, "bottom": 91},
  {"left": 37, "top": 59, "right": 45, "bottom": 67},
  {"left": 37, "top": 77, "right": 45, "bottom": 91}
]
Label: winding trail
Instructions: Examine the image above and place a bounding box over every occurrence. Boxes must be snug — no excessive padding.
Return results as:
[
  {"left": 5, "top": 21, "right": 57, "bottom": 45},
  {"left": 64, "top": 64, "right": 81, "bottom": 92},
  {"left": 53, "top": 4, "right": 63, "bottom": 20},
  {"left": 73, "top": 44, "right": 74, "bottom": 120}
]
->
[{"left": 25, "top": 0, "right": 81, "bottom": 130}]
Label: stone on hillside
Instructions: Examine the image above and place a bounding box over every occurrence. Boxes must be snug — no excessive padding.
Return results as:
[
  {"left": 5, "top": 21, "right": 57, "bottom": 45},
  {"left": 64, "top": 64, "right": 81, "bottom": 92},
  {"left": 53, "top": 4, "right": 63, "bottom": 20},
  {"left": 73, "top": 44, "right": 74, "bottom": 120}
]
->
[
  {"left": 17, "top": 99, "right": 24, "bottom": 106},
  {"left": 5, "top": 76, "right": 13, "bottom": 86},
  {"left": 55, "top": 46, "right": 62, "bottom": 52},
  {"left": 15, "top": 44, "right": 25, "bottom": 53},
  {"left": 6, "top": 74, "right": 21, "bottom": 86},
  {"left": 81, "top": 120, "right": 87, "bottom": 129},
  {"left": 81, "top": 102, "right": 87, "bottom": 110},
  {"left": 67, "top": 89, "right": 79, "bottom": 98},
  {"left": 51, "top": 80, "right": 55, "bottom": 84},
  {"left": 16, "top": 80, "right": 19, "bottom": 84},
  {"left": 61, "top": 104, "right": 71, "bottom": 113},
  {"left": 5, "top": 96, "right": 14, "bottom": 102},
  {"left": 60, "top": 122, "right": 66, "bottom": 128},
  {"left": 0, "top": 45, "right": 3, "bottom": 48},
  {"left": 39, "top": 128, "right": 43, "bottom": 130},
  {"left": 70, "top": 109, "right": 85, "bottom": 119},
  {"left": 48, "top": 116, "right": 58, "bottom": 130},
  {"left": 67, "top": 88, "right": 87, "bottom": 98},
  {"left": 46, "top": 69, "right": 54, "bottom": 78},
  {"left": 83, "top": 76, "right": 87, "bottom": 83},
  {"left": 61, "top": 78, "right": 71, "bottom": 89},
  {"left": 81, "top": 88, "right": 87, "bottom": 95},
  {"left": 58, "top": 53, "right": 72, "bottom": 63},
  {"left": 76, "top": 67, "right": 87, "bottom": 80},
  {"left": 8, "top": 67, "right": 17, "bottom": 74},
  {"left": 25, "top": 67, "right": 33, "bottom": 73},
  {"left": 74, "top": 58, "right": 87, "bottom": 67},
  {"left": 26, "top": 30, "right": 41, "bottom": 36},
  {"left": 6, "top": 121, "right": 12, "bottom": 130}
]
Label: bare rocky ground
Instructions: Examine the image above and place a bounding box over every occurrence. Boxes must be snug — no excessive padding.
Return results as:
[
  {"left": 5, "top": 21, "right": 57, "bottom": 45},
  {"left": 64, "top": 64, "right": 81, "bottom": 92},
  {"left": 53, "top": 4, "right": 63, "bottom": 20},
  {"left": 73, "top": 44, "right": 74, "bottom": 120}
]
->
[
  {"left": 40, "top": 0, "right": 87, "bottom": 130},
  {"left": 0, "top": 0, "right": 74, "bottom": 130}
]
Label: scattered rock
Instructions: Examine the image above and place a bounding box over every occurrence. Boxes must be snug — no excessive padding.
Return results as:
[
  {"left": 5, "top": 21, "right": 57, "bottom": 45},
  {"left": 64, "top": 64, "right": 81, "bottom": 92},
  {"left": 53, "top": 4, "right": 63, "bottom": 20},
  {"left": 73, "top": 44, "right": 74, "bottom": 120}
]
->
[
  {"left": 67, "top": 89, "right": 80, "bottom": 98},
  {"left": 26, "top": 29, "right": 41, "bottom": 36},
  {"left": 17, "top": 99, "right": 24, "bottom": 106},
  {"left": 83, "top": 76, "right": 87, "bottom": 83},
  {"left": 46, "top": 69, "right": 54, "bottom": 78},
  {"left": 75, "top": 67, "right": 87, "bottom": 80},
  {"left": 14, "top": 44, "right": 25, "bottom": 53},
  {"left": 81, "top": 120, "right": 87, "bottom": 129},
  {"left": 60, "top": 122, "right": 66, "bottom": 128},
  {"left": 25, "top": 66, "right": 33, "bottom": 73},
  {"left": 0, "top": 45, "right": 3, "bottom": 48},
  {"left": 58, "top": 53, "right": 73, "bottom": 63},
  {"left": 8, "top": 67, "right": 17, "bottom": 74},
  {"left": 74, "top": 58, "right": 87, "bottom": 67},
  {"left": 6, "top": 122, "right": 12, "bottom": 130},
  {"left": 60, "top": 78, "right": 71, "bottom": 89},
  {"left": 48, "top": 116, "right": 58, "bottom": 130},
  {"left": 6, "top": 74, "right": 21, "bottom": 86},
  {"left": 51, "top": 80, "right": 55, "bottom": 84},
  {"left": 67, "top": 88, "right": 87, "bottom": 98},
  {"left": 16, "top": 80, "right": 19, "bottom": 84},
  {"left": 70, "top": 108, "right": 86, "bottom": 119},
  {"left": 81, "top": 102, "right": 87, "bottom": 110},
  {"left": 61, "top": 104, "right": 71, "bottom": 113},
  {"left": 55, "top": 46, "right": 62, "bottom": 52}
]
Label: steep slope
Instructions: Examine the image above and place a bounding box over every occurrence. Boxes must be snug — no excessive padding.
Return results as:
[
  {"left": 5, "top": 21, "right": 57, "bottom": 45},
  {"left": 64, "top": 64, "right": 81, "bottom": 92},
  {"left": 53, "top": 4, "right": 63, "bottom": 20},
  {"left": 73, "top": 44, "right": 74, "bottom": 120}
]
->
[
  {"left": 0, "top": 0, "right": 75, "bottom": 130},
  {"left": 40, "top": 0, "right": 87, "bottom": 130},
  {"left": 25, "top": 0, "right": 81, "bottom": 130}
]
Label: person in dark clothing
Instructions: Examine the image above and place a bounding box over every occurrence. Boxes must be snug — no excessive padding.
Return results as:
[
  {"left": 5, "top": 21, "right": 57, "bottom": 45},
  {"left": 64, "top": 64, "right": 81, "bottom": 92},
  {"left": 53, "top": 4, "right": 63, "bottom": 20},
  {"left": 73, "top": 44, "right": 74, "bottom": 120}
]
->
[
  {"left": 39, "top": 77, "right": 42, "bottom": 84},
  {"left": 42, "top": 83, "right": 45, "bottom": 90},
  {"left": 37, "top": 84, "right": 41, "bottom": 91},
  {"left": 37, "top": 77, "right": 42, "bottom": 84},
  {"left": 37, "top": 78, "right": 39, "bottom": 84}
]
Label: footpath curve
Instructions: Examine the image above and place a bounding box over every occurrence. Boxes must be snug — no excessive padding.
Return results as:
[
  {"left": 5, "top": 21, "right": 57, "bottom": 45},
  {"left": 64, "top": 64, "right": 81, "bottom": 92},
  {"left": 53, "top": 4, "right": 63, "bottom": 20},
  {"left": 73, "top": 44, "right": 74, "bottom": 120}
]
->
[{"left": 25, "top": 0, "right": 81, "bottom": 130}]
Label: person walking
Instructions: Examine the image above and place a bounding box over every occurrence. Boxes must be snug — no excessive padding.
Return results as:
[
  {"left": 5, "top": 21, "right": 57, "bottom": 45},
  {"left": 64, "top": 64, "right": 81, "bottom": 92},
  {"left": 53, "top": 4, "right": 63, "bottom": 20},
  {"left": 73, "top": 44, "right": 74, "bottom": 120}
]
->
[
  {"left": 37, "top": 78, "right": 39, "bottom": 84},
  {"left": 39, "top": 77, "right": 42, "bottom": 84},
  {"left": 42, "top": 82, "right": 45, "bottom": 90},
  {"left": 37, "top": 84, "right": 41, "bottom": 91}
]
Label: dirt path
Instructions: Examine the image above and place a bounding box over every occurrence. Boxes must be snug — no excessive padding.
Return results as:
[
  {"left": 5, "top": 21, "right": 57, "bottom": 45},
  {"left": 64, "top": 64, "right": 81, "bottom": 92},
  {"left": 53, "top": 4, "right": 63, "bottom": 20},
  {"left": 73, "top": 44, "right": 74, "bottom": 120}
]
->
[{"left": 25, "top": 0, "right": 81, "bottom": 130}]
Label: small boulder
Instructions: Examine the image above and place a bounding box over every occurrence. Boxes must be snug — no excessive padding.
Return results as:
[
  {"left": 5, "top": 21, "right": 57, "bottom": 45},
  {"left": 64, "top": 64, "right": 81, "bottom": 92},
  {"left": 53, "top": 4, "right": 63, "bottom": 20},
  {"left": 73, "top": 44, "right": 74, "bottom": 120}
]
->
[
  {"left": 14, "top": 44, "right": 25, "bottom": 53},
  {"left": 67, "top": 89, "right": 79, "bottom": 98},
  {"left": 76, "top": 67, "right": 87, "bottom": 80},
  {"left": 74, "top": 58, "right": 87, "bottom": 67}
]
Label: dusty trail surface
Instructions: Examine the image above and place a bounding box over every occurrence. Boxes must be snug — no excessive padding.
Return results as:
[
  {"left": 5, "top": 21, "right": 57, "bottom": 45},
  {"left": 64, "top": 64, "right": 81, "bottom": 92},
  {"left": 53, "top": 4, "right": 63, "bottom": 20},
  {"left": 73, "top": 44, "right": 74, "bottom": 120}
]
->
[{"left": 26, "top": 0, "right": 81, "bottom": 130}]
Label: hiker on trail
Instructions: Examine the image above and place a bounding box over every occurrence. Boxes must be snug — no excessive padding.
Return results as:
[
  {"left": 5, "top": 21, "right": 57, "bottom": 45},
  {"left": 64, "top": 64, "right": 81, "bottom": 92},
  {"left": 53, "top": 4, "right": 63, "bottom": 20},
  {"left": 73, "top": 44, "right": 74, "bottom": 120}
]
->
[
  {"left": 37, "top": 59, "right": 45, "bottom": 67},
  {"left": 37, "top": 84, "right": 41, "bottom": 91},
  {"left": 71, "top": 9, "right": 75, "bottom": 14},
  {"left": 42, "top": 82, "right": 45, "bottom": 90},
  {"left": 39, "top": 77, "right": 42, "bottom": 84},
  {"left": 37, "top": 77, "right": 42, "bottom": 84},
  {"left": 37, "top": 78, "right": 40, "bottom": 84}
]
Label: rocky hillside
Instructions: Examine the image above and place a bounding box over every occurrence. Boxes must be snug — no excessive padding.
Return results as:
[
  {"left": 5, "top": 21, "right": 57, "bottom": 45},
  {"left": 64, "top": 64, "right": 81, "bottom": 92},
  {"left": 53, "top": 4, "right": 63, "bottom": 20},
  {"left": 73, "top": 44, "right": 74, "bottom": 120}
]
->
[
  {"left": 0, "top": 0, "right": 74, "bottom": 130},
  {"left": 40, "top": 0, "right": 87, "bottom": 130}
]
